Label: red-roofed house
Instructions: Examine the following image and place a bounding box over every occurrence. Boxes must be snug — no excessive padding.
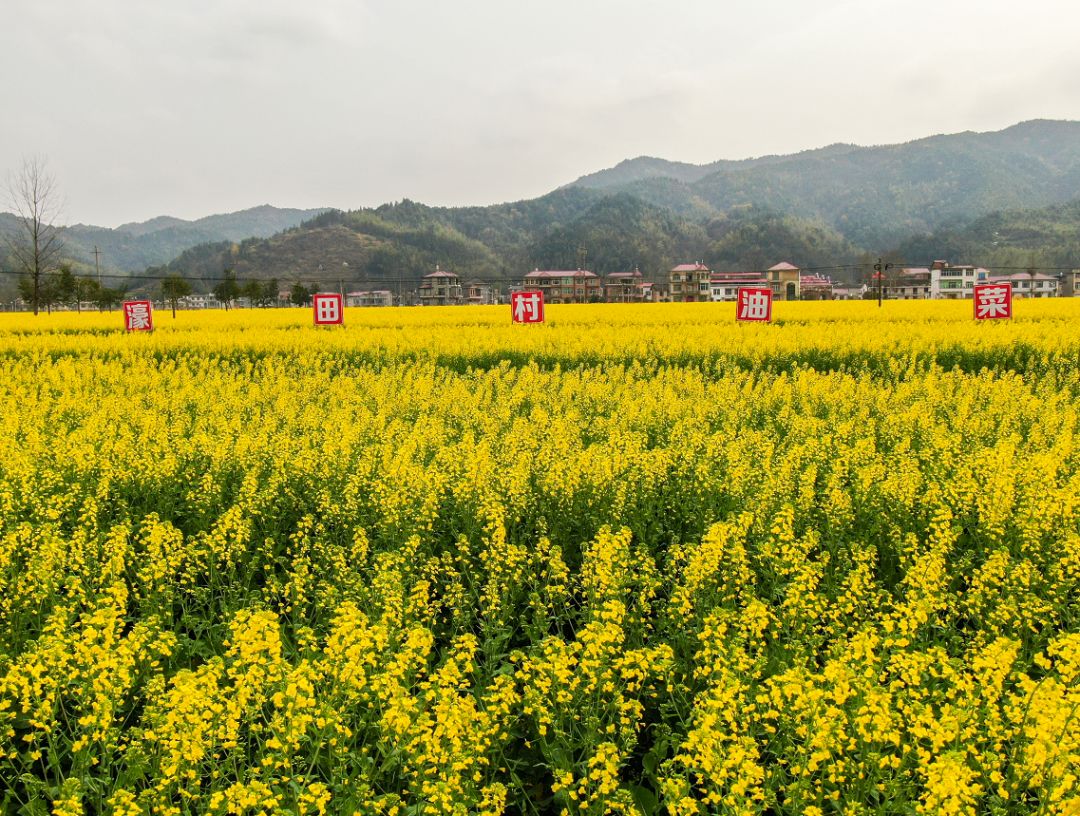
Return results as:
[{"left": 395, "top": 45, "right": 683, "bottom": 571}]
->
[
  {"left": 709, "top": 271, "right": 768, "bottom": 302},
  {"left": 419, "top": 266, "right": 464, "bottom": 306},
  {"left": 986, "top": 272, "right": 1059, "bottom": 298},
  {"left": 669, "top": 262, "right": 711, "bottom": 302},
  {"left": 799, "top": 274, "right": 834, "bottom": 300},
  {"left": 523, "top": 269, "right": 601, "bottom": 303}
]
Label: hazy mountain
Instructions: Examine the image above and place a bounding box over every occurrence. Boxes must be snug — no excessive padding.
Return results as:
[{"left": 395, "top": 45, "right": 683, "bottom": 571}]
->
[
  {"left": 1, "top": 205, "right": 328, "bottom": 274},
  {"left": 571, "top": 120, "right": 1080, "bottom": 247},
  {"left": 151, "top": 191, "right": 864, "bottom": 289}
]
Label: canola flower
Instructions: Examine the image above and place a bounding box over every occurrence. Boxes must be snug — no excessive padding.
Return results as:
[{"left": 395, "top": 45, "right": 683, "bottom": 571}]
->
[{"left": 0, "top": 300, "right": 1077, "bottom": 815}]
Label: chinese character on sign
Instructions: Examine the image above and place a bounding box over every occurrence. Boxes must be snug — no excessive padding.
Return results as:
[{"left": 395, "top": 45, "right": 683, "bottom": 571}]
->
[
  {"left": 313, "top": 293, "right": 343, "bottom": 326},
  {"left": 511, "top": 291, "right": 544, "bottom": 324},
  {"left": 737, "top": 287, "right": 772, "bottom": 322},
  {"left": 123, "top": 300, "right": 154, "bottom": 332},
  {"left": 973, "top": 283, "right": 1012, "bottom": 320}
]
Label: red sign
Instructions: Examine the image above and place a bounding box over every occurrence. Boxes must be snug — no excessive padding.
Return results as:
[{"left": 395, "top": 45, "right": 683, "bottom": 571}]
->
[
  {"left": 123, "top": 300, "right": 154, "bottom": 332},
  {"left": 736, "top": 287, "right": 772, "bottom": 322},
  {"left": 313, "top": 293, "right": 343, "bottom": 326},
  {"left": 511, "top": 291, "right": 544, "bottom": 324},
  {"left": 973, "top": 283, "right": 1012, "bottom": 320}
]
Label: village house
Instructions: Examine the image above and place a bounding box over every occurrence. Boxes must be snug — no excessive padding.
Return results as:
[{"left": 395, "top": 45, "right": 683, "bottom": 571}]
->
[
  {"left": 177, "top": 293, "right": 220, "bottom": 309},
  {"left": 884, "top": 261, "right": 1001, "bottom": 299},
  {"left": 885, "top": 267, "right": 936, "bottom": 300},
  {"left": 767, "top": 262, "right": 802, "bottom": 300},
  {"left": 464, "top": 280, "right": 497, "bottom": 305},
  {"left": 986, "top": 272, "right": 1058, "bottom": 298},
  {"left": 669, "top": 263, "right": 711, "bottom": 302},
  {"left": 830, "top": 285, "right": 866, "bottom": 300},
  {"left": 522, "top": 269, "right": 602, "bottom": 304},
  {"left": 934, "top": 261, "right": 990, "bottom": 299},
  {"left": 604, "top": 270, "right": 645, "bottom": 302},
  {"left": 709, "top": 271, "right": 768, "bottom": 302},
  {"left": 1063, "top": 269, "right": 1080, "bottom": 296},
  {"left": 419, "top": 267, "right": 464, "bottom": 306},
  {"left": 799, "top": 273, "right": 834, "bottom": 300},
  {"left": 346, "top": 290, "right": 393, "bottom": 307}
]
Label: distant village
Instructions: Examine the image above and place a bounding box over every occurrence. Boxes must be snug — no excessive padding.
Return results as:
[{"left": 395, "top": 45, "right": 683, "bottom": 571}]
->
[
  {"left": 195, "top": 260, "right": 1077, "bottom": 308},
  {"left": 12, "top": 260, "right": 1079, "bottom": 312}
]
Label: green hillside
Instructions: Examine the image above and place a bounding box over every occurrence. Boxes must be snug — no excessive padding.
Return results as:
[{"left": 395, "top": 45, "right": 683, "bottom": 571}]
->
[
  {"left": 573, "top": 120, "right": 1080, "bottom": 247},
  {"left": 892, "top": 199, "right": 1080, "bottom": 270},
  {"left": 1, "top": 206, "right": 328, "bottom": 275},
  {"left": 152, "top": 193, "right": 865, "bottom": 290}
]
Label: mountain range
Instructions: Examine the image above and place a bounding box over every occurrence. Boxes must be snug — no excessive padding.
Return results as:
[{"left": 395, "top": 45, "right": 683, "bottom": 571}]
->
[
  {"left": 0, "top": 205, "right": 326, "bottom": 276},
  {"left": 4, "top": 120, "right": 1080, "bottom": 295}
]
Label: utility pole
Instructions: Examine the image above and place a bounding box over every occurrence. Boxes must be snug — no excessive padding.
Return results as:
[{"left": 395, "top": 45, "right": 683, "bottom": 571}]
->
[
  {"left": 93, "top": 246, "right": 102, "bottom": 284},
  {"left": 873, "top": 258, "right": 892, "bottom": 307}
]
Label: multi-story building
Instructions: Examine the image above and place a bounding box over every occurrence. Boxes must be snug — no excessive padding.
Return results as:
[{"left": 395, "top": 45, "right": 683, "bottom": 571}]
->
[
  {"left": 934, "top": 261, "right": 990, "bottom": 299},
  {"left": 419, "top": 267, "right": 464, "bottom": 306},
  {"left": 1063, "top": 269, "right": 1080, "bottom": 296},
  {"left": 346, "top": 290, "right": 393, "bottom": 307},
  {"left": 464, "top": 280, "right": 497, "bottom": 305},
  {"left": 799, "top": 274, "right": 834, "bottom": 300},
  {"left": 885, "top": 267, "right": 937, "bottom": 300},
  {"left": 669, "top": 263, "right": 712, "bottom": 302},
  {"left": 604, "top": 270, "right": 645, "bottom": 302},
  {"left": 709, "top": 271, "right": 768, "bottom": 302},
  {"left": 522, "top": 269, "right": 602, "bottom": 303},
  {"left": 767, "top": 262, "right": 802, "bottom": 300},
  {"left": 986, "top": 273, "right": 1058, "bottom": 298},
  {"left": 831, "top": 285, "right": 866, "bottom": 300},
  {"left": 177, "top": 293, "right": 221, "bottom": 309}
]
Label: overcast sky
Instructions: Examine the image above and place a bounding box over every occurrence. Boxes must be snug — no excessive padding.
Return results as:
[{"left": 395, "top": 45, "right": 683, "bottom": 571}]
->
[{"left": 4, "top": 0, "right": 1080, "bottom": 226}]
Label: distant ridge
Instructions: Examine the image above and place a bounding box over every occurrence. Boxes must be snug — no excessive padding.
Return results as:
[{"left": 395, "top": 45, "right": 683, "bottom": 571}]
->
[
  {"left": 1, "top": 205, "right": 329, "bottom": 273},
  {"left": 567, "top": 119, "right": 1080, "bottom": 246}
]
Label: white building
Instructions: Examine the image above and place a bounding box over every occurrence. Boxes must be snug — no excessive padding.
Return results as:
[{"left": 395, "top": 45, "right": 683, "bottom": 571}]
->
[
  {"left": 346, "top": 290, "right": 393, "bottom": 307},
  {"left": 935, "top": 261, "right": 990, "bottom": 299},
  {"left": 986, "top": 273, "right": 1058, "bottom": 298}
]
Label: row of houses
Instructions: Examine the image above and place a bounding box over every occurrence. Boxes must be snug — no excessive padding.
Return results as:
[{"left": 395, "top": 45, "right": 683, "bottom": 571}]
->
[
  {"left": 115, "top": 261, "right": 1080, "bottom": 312},
  {"left": 518, "top": 262, "right": 856, "bottom": 304},
  {"left": 882, "top": 261, "right": 1070, "bottom": 299}
]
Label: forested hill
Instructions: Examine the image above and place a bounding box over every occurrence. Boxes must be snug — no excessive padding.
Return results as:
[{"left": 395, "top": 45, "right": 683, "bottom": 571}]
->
[
  {"left": 569, "top": 120, "right": 1080, "bottom": 247},
  {"left": 151, "top": 190, "right": 874, "bottom": 289},
  {"left": 0, "top": 205, "right": 327, "bottom": 274},
  {"left": 892, "top": 198, "right": 1080, "bottom": 270}
]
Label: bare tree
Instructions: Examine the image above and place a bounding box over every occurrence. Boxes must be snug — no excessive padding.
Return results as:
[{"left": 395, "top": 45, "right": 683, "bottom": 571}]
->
[{"left": 5, "top": 156, "right": 64, "bottom": 315}]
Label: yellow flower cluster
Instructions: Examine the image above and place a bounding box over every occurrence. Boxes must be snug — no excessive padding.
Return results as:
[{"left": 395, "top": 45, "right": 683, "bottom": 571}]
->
[{"left": 0, "top": 300, "right": 1077, "bottom": 815}]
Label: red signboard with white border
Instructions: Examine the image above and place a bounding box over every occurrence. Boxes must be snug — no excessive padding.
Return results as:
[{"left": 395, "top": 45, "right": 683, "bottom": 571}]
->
[
  {"left": 313, "top": 293, "right": 344, "bottom": 326},
  {"left": 511, "top": 290, "right": 544, "bottom": 324},
  {"left": 123, "top": 300, "right": 154, "bottom": 332},
  {"left": 736, "top": 287, "right": 772, "bottom": 322},
  {"left": 973, "top": 283, "right": 1012, "bottom": 320}
]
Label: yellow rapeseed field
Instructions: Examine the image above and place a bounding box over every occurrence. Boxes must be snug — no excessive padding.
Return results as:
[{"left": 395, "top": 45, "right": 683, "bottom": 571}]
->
[{"left": 0, "top": 300, "right": 1077, "bottom": 816}]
